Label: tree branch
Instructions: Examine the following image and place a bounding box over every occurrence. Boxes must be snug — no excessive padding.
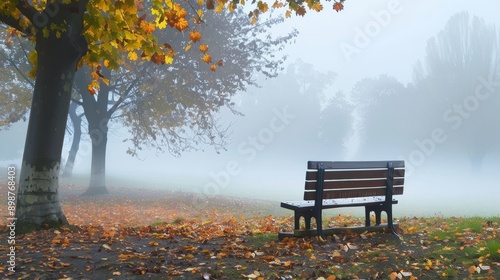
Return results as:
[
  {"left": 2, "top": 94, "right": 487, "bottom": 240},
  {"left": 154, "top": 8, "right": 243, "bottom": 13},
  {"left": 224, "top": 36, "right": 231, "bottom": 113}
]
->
[{"left": 0, "top": 14, "right": 32, "bottom": 35}]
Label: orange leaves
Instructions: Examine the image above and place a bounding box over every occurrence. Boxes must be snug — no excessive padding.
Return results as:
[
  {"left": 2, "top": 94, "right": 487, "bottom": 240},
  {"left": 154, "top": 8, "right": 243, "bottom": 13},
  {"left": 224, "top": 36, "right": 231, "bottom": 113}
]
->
[
  {"left": 139, "top": 20, "right": 156, "bottom": 34},
  {"left": 188, "top": 32, "right": 222, "bottom": 71},
  {"left": 202, "top": 54, "right": 212, "bottom": 64},
  {"left": 190, "top": 31, "right": 202, "bottom": 43},
  {"left": 87, "top": 64, "right": 110, "bottom": 95},
  {"left": 333, "top": 1, "right": 344, "bottom": 12},
  {"left": 4, "top": 184, "right": 500, "bottom": 279},
  {"left": 151, "top": 52, "right": 166, "bottom": 64},
  {"left": 118, "top": 253, "right": 137, "bottom": 260},
  {"left": 257, "top": 1, "right": 268, "bottom": 13},
  {"left": 199, "top": 44, "right": 208, "bottom": 53},
  {"left": 163, "top": 4, "right": 189, "bottom": 31},
  {"left": 295, "top": 6, "right": 306, "bottom": 17},
  {"left": 206, "top": 0, "right": 215, "bottom": 10},
  {"left": 174, "top": 18, "right": 189, "bottom": 31}
]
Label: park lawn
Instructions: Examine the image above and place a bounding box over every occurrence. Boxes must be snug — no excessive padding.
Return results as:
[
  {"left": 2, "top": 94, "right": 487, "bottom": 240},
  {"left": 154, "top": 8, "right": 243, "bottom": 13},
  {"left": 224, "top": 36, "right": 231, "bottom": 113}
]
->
[{"left": 0, "top": 184, "right": 499, "bottom": 279}]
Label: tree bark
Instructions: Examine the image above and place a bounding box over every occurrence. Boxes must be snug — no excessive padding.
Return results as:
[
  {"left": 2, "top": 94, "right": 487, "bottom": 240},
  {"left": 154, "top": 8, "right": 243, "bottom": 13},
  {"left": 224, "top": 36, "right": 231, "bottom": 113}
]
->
[
  {"left": 82, "top": 116, "right": 109, "bottom": 195},
  {"left": 15, "top": 1, "right": 88, "bottom": 233},
  {"left": 62, "top": 101, "right": 82, "bottom": 178},
  {"left": 79, "top": 67, "right": 112, "bottom": 196}
]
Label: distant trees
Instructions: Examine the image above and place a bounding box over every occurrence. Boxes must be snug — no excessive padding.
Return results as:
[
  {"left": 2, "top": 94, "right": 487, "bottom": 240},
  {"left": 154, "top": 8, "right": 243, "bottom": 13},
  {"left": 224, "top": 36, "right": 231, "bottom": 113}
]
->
[
  {"left": 319, "top": 90, "right": 352, "bottom": 157},
  {"left": 350, "top": 74, "right": 412, "bottom": 158},
  {"left": 412, "top": 11, "right": 500, "bottom": 171},
  {"left": 350, "top": 12, "right": 500, "bottom": 172},
  {"left": 232, "top": 60, "right": 352, "bottom": 161}
]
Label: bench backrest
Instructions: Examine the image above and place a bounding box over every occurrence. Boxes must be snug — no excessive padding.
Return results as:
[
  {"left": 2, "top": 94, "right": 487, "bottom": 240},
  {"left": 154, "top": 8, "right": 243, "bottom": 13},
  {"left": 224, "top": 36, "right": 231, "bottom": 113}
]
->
[{"left": 304, "top": 161, "right": 405, "bottom": 201}]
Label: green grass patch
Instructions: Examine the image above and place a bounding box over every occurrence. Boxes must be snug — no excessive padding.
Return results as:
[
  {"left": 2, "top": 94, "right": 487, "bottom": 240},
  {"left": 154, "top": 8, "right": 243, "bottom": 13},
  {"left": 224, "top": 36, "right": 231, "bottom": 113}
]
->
[
  {"left": 486, "top": 240, "right": 500, "bottom": 261},
  {"left": 246, "top": 233, "right": 277, "bottom": 249}
]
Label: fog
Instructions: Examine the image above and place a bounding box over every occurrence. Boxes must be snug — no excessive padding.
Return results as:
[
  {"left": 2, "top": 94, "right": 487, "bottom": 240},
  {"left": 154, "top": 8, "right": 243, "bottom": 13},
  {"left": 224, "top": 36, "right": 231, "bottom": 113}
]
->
[{"left": 1, "top": 0, "right": 500, "bottom": 217}]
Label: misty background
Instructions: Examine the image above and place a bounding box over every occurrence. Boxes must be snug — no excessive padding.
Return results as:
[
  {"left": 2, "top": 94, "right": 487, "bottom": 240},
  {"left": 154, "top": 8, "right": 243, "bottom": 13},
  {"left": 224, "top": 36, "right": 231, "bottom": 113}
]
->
[{"left": 1, "top": 1, "right": 499, "bottom": 217}]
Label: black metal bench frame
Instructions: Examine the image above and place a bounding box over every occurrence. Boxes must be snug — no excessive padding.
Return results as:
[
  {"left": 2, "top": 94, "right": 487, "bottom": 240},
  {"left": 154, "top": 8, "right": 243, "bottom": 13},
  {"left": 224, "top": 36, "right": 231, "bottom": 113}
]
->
[{"left": 279, "top": 160, "right": 405, "bottom": 240}]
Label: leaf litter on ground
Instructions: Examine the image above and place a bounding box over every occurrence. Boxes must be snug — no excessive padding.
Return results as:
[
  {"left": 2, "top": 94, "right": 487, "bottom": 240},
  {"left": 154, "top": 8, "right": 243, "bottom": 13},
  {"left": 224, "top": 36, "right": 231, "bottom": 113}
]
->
[{"left": 0, "top": 183, "right": 499, "bottom": 279}]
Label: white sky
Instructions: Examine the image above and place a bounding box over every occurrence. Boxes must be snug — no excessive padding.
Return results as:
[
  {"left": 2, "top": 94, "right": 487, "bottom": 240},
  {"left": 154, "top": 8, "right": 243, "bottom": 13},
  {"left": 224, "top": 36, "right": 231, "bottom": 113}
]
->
[{"left": 279, "top": 0, "right": 500, "bottom": 91}]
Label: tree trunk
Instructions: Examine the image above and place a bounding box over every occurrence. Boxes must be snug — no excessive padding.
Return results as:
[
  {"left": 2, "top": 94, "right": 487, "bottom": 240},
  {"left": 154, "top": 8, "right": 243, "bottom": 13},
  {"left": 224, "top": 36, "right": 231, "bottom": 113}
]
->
[
  {"left": 62, "top": 101, "right": 82, "bottom": 178},
  {"left": 15, "top": 2, "right": 88, "bottom": 234},
  {"left": 82, "top": 117, "right": 109, "bottom": 195},
  {"left": 80, "top": 67, "right": 112, "bottom": 196}
]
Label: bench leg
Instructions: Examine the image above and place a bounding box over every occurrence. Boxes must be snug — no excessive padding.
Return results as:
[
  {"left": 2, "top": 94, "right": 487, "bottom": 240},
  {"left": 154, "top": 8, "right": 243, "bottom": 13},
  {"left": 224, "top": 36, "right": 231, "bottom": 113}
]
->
[
  {"left": 375, "top": 210, "right": 382, "bottom": 226},
  {"left": 365, "top": 207, "right": 371, "bottom": 227},
  {"left": 294, "top": 209, "right": 315, "bottom": 230},
  {"left": 365, "top": 205, "right": 383, "bottom": 226},
  {"left": 386, "top": 209, "right": 400, "bottom": 237}
]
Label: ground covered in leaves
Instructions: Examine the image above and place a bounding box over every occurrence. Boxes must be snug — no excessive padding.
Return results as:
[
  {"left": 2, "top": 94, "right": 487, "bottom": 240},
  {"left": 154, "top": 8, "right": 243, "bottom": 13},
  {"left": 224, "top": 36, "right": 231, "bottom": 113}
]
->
[{"left": 1, "top": 184, "right": 499, "bottom": 279}]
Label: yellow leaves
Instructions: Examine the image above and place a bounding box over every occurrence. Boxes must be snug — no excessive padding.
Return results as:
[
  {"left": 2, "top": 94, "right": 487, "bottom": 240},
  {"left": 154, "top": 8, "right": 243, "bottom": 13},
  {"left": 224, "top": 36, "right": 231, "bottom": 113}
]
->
[
  {"left": 90, "top": 71, "right": 100, "bottom": 81},
  {"left": 42, "top": 27, "right": 50, "bottom": 38},
  {"left": 128, "top": 51, "right": 139, "bottom": 61},
  {"left": 28, "top": 50, "right": 38, "bottom": 78},
  {"left": 214, "top": 3, "right": 224, "bottom": 13},
  {"left": 257, "top": 1, "right": 268, "bottom": 13},
  {"left": 151, "top": 51, "right": 174, "bottom": 65},
  {"left": 87, "top": 80, "right": 99, "bottom": 95},
  {"left": 101, "top": 77, "right": 110, "bottom": 86},
  {"left": 310, "top": 2, "right": 323, "bottom": 12},
  {"left": 197, "top": 9, "right": 204, "bottom": 20}
]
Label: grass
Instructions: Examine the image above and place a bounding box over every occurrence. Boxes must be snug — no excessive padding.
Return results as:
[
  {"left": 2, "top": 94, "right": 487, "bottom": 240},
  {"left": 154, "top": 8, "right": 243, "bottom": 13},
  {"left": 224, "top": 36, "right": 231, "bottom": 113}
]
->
[
  {"left": 487, "top": 240, "right": 500, "bottom": 261},
  {"left": 246, "top": 233, "right": 276, "bottom": 249}
]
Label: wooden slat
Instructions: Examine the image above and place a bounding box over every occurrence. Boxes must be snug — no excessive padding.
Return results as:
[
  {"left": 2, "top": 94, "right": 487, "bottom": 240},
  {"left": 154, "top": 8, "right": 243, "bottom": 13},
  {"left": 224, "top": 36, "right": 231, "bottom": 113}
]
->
[
  {"left": 306, "top": 169, "right": 405, "bottom": 180},
  {"left": 305, "top": 178, "right": 404, "bottom": 190},
  {"left": 304, "top": 186, "right": 404, "bottom": 200},
  {"left": 308, "top": 160, "right": 405, "bottom": 169}
]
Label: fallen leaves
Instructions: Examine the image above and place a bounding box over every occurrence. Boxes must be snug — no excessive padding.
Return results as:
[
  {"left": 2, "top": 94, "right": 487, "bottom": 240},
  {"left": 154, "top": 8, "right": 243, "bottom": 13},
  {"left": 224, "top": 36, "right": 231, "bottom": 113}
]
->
[{"left": 0, "top": 185, "right": 499, "bottom": 279}]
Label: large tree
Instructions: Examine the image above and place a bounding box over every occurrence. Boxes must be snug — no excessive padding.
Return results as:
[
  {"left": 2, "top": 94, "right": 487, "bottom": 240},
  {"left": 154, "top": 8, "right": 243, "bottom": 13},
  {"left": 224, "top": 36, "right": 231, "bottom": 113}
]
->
[
  {"left": 67, "top": 10, "right": 297, "bottom": 195},
  {"left": 412, "top": 12, "right": 500, "bottom": 171},
  {"left": 0, "top": 0, "right": 346, "bottom": 233}
]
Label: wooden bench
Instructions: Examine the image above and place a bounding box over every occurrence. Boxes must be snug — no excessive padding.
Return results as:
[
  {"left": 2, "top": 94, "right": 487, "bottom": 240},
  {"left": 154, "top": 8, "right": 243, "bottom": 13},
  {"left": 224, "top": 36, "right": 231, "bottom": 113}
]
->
[{"left": 279, "top": 160, "right": 405, "bottom": 240}]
